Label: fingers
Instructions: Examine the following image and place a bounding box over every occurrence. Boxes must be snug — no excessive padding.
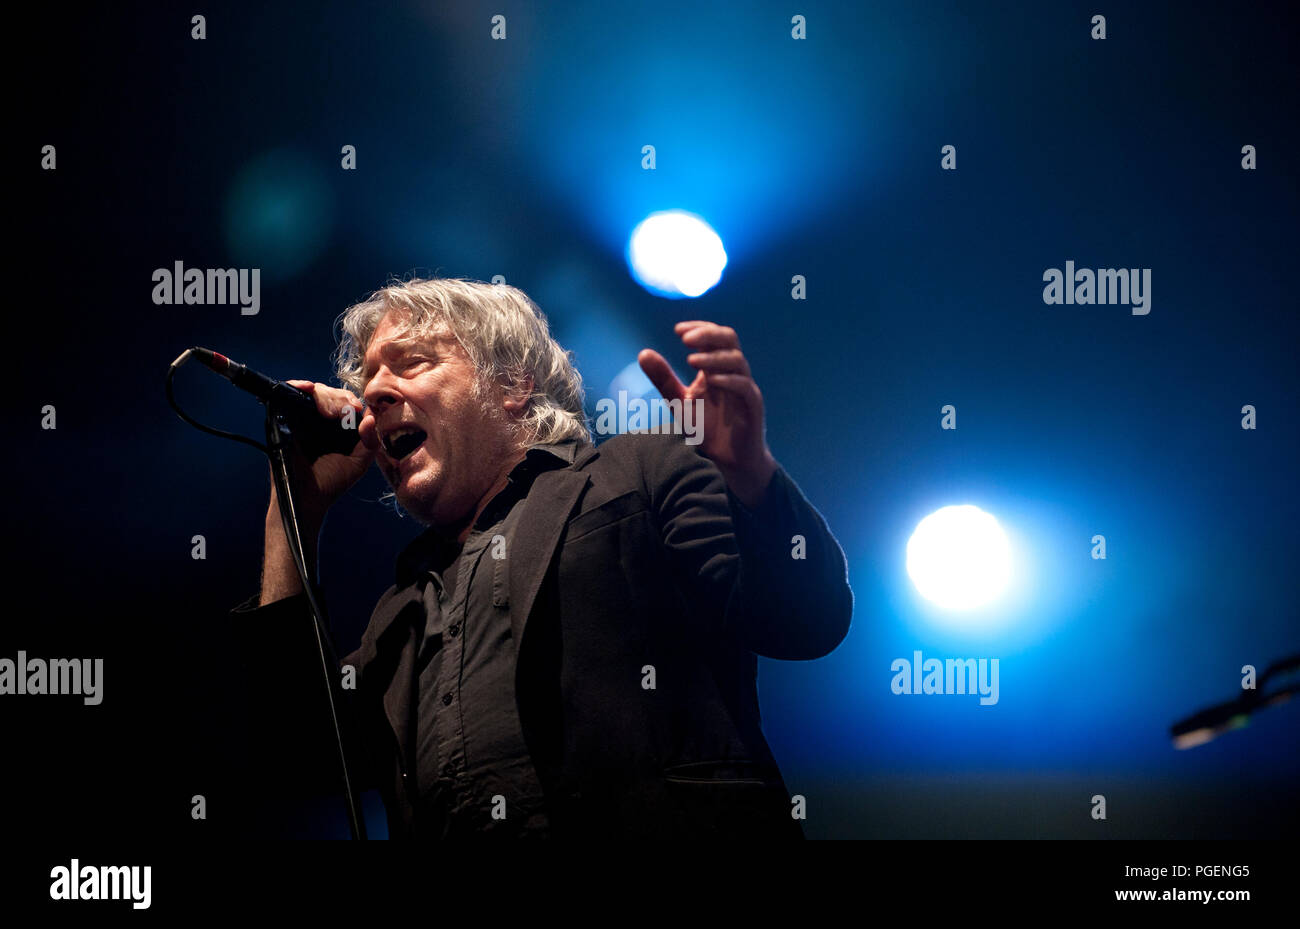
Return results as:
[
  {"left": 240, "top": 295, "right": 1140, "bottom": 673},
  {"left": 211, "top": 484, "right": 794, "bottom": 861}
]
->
[
  {"left": 358, "top": 407, "right": 381, "bottom": 451},
  {"left": 637, "top": 349, "right": 687, "bottom": 402},
  {"left": 288, "top": 380, "right": 365, "bottom": 419},
  {"left": 677, "top": 321, "right": 739, "bottom": 352},
  {"left": 321, "top": 391, "right": 363, "bottom": 419},
  {"left": 349, "top": 435, "right": 377, "bottom": 461},
  {"left": 678, "top": 321, "right": 751, "bottom": 382},
  {"left": 701, "top": 373, "right": 762, "bottom": 408},
  {"left": 686, "top": 348, "right": 750, "bottom": 376}
]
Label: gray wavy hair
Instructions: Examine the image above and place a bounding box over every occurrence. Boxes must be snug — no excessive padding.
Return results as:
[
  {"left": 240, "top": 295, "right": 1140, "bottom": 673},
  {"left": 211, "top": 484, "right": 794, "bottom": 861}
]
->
[{"left": 332, "top": 277, "right": 591, "bottom": 445}]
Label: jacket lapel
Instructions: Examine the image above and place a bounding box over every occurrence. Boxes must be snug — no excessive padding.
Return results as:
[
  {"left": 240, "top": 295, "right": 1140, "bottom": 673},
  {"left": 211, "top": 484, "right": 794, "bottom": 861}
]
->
[{"left": 505, "top": 466, "right": 590, "bottom": 653}]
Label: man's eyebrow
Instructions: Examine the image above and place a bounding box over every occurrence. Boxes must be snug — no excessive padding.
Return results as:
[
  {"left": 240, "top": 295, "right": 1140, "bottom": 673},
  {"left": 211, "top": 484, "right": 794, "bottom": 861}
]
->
[
  {"left": 360, "top": 339, "right": 437, "bottom": 381},
  {"left": 360, "top": 341, "right": 394, "bottom": 382}
]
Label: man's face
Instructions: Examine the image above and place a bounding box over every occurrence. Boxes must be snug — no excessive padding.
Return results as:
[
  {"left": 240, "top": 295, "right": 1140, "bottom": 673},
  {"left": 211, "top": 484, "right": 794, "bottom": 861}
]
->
[{"left": 358, "top": 311, "right": 517, "bottom": 529}]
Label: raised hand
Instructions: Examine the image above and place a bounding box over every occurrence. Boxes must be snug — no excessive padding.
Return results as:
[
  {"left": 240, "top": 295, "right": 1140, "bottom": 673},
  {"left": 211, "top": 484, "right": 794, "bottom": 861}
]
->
[{"left": 637, "top": 321, "right": 777, "bottom": 508}]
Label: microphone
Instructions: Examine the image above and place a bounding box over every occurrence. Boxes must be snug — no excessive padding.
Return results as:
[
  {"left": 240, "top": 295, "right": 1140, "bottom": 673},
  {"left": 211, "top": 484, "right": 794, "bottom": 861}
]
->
[{"left": 184, "top": 347, "right": 364, "bottom": 458}]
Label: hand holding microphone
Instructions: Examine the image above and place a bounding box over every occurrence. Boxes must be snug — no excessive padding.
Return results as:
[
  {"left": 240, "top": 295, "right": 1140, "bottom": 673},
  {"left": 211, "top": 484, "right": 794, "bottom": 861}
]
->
[
  {"left": 277, "top": 379, "right": 374, "bottom": 524},
  {"left": 176, "top": 347, "right": 375, "bottom": 526}
]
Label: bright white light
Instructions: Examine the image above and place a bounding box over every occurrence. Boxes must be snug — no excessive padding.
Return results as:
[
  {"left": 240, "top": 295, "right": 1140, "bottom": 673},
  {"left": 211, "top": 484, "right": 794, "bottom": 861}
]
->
[
  {"left": 906, "top": 505, "right": 1013, "bottom": 610},
  {"left": 627, "top": 210, "right": 727, "bottom": 298}
]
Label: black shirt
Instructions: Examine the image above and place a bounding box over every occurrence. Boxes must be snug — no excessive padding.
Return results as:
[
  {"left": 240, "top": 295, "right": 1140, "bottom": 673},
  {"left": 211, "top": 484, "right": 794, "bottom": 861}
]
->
[{"left": 401, "top": 442, "right": 574, "bottom": 838}]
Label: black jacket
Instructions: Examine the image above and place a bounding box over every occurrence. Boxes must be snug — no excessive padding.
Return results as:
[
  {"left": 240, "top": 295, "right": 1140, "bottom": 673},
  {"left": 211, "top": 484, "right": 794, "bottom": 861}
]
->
[{"left": 232, "top": 432, "right": 853, "bottom": 839}]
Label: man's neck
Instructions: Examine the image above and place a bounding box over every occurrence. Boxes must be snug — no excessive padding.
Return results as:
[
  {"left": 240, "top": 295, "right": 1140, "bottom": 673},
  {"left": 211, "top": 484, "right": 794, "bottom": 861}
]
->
[{"left": 454, "top": 445, "right": 528, "bottom": 544}]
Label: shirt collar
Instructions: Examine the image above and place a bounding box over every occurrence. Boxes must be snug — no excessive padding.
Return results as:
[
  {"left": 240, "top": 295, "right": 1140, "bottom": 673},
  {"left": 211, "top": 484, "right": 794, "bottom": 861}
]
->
[{"left": 394, "top": 438, "right": 583, "bottom": 586}]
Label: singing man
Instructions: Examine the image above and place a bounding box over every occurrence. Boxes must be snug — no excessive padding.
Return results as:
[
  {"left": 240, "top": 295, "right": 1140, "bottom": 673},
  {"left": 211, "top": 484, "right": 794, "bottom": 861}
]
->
[{"left": 232, "top": 277, "right": 852, "bottom": 839}]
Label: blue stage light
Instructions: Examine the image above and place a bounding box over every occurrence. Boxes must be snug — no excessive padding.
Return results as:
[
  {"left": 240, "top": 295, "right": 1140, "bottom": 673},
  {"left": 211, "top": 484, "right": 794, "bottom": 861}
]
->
[
  {"left": 224, "top": 148, "right": 334, "bottom": 284},
  {"left": 906, "top": 505, "right": 1013, "bottom": 611},
  {"left": 626, "top": 210, "right": 727, "bottom": 298}
]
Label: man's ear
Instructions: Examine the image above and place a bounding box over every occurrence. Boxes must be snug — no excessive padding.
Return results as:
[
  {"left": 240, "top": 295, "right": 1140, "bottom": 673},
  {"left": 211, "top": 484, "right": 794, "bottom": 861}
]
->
[{"left": 502, "top": 375, "right": 534, "bottom": 415}]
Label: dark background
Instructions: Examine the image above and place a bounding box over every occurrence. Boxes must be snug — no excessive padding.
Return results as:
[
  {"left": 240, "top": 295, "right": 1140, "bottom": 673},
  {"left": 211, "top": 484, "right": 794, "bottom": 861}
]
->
[{"left": 10, "top": 0, "right": 1297, "bottom": 840}]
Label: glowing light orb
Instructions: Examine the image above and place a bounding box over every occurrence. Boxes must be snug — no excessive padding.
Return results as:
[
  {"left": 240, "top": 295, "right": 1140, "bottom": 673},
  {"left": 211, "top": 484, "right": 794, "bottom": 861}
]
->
[
  {"left": 224, "top": 148, "right": 334, "bottom": 283},
  {"left": 627, "top": 210, "right": 727, "bottom": 298},
  {"left": 906, "top": 505, "right": 1013, "bottom": 610}
]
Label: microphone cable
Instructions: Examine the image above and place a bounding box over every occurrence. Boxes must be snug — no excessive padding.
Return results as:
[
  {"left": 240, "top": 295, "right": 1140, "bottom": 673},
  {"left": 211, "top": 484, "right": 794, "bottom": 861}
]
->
[{"left": 166, "top": 347, "right": 269, "bottom": 453}]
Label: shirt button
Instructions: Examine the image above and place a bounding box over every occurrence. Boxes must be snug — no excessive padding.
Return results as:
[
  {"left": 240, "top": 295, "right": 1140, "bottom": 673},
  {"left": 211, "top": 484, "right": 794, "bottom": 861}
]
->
[
  {"left": 442, "top": 692, "right": 453, "bottom": 706},
  {"left": 448, "top": 623, "right": 460, "bottom": 637}
]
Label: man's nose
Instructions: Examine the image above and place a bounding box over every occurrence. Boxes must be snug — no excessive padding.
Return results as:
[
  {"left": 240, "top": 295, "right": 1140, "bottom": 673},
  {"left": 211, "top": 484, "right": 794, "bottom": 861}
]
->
[{"left": 363, "top": 367, "right": 401, "bottom": 411}]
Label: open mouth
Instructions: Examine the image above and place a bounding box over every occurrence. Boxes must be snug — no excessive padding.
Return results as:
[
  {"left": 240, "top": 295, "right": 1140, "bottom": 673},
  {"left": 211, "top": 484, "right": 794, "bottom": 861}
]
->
[{"left": 383, "top": 427, "right": 427, "bottom": 461}]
